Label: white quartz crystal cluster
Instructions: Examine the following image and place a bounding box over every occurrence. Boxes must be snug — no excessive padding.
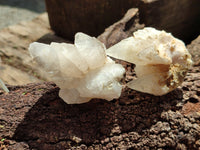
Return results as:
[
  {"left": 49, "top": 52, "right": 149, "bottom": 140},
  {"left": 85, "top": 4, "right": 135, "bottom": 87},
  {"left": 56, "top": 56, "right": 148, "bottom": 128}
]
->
[
  {"left": 107, "top": 27, "right": 192, "bottom": 96},
  {"left": 29, "top": 33, "right": 125, "bottom": 104}
]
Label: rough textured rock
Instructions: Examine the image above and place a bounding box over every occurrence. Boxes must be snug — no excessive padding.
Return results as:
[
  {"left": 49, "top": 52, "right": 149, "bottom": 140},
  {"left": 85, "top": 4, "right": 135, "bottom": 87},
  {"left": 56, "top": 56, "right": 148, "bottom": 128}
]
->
[
  {"left": 0, "top": 13, "right": 68, "bottom": 85},
  {"left": 98, "top": 8, "right": 144, "bottom": 48},
  {"left": 0, "top": 13, "right": 49, "bottom": 85},
  {"left": 0, "top": 64, "right": 40, "bottom": 85},
  {"left": 0, "top": 63, "right": 200, "bottom": 150},
  {"left": 187, "top": 35, "right": 200, "bottom": 66}
]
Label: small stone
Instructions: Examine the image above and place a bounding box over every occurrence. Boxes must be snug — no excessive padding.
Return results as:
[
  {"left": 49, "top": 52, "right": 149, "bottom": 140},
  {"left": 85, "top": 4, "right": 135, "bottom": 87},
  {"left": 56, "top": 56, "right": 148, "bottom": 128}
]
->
[
  {"left": 150, "top": 122, "right": 171, "bottom": 134},
  {"left": 176, "top": 143, "right": 187, "bottom": 150},
  {"left": 195, "top": 140, "right": 200, "bottom": 147},
  {"left": 106, "top": 143, "right": 113, "bottom": 149},
  {"left": 71, "top": 136, "right": 82, "bottom": 143},
  {"left": 160, "top": 132, "right": 166, "bottom": 138},
  {"left": 188, "top": 117, "right": 196, "bottom": 123},
  {"left": 110, "top": 135, "right": 123, "bottom": 143},
  {"left": 194, "top": 80, "right": 200, "bottom": 87},
  {"left": 128, "top": 132, "right": 141, "bottom": 141},
  {"left": 104, "top": 138, "right": 110, "bottom": 143},
  {"left": 188, "top": 95, "right": 199, "bottom": 103}
]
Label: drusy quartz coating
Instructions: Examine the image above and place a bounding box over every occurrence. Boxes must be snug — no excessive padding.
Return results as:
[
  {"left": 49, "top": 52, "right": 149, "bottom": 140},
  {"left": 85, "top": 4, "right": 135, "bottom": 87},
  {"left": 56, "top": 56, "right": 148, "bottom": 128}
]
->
[
  {"left": 106, "top": 27, "right": 192, "bottom": 95},
  {"left": 29, "top": 33, "right": 125, "bottom": 104}
]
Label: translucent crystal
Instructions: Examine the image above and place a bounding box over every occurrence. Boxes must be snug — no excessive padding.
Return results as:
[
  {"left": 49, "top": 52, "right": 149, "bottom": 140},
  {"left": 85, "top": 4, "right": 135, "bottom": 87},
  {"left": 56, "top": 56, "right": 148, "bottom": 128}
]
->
[
  {"left": 107, "top": 27, "right": 192, "bottom": 95},
  {"left": 29, "top": 33, "right": 125, "bottom": 104}
]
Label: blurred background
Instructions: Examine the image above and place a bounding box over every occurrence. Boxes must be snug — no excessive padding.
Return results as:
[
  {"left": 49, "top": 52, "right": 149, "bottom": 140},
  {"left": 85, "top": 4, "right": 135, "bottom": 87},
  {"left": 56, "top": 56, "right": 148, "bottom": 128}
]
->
[{"left": 0, "top": 0, "right": 45, "bottom": 29}]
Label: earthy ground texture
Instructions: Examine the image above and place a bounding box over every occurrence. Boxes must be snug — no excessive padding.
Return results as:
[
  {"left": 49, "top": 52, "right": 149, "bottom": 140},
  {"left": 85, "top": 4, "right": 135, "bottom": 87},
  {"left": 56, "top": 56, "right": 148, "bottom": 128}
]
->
[{"left": 0, "top": 61, "right": 200, "bottom": 150}]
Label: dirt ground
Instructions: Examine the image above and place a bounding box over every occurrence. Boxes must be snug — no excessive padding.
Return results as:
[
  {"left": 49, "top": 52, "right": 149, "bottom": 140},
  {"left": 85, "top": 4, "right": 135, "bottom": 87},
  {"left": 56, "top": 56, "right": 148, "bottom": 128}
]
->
[{"left": 0, "top": 59, "right": 200, "bottom": 149}]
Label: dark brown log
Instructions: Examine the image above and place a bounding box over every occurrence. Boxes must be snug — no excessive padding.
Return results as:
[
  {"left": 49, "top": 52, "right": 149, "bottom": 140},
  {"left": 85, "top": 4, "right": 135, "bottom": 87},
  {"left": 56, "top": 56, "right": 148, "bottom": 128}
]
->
[
  {"left": 97, "top": 8, "right": 144, "bottom": 48},
  {"left": 139, "top": 0, "right": 200, "bottom": 44},
  {"left": 45, "top": 0, "right": 200, "bottom": 44},
  {"left": 45, "top": 0, "right": 140, "bottom": 40}
]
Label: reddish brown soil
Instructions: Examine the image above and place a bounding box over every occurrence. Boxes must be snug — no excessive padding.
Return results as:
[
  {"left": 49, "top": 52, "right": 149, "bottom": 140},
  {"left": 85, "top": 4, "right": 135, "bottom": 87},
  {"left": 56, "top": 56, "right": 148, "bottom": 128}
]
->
[{"left": 0, "top": 62, "right": 200, "bottom": 150}]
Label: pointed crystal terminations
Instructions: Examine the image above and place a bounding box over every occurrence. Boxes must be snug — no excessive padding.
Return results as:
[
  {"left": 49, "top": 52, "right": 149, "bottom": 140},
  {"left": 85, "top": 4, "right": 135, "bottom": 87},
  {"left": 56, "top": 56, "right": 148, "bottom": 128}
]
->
[
  {"left": 29, "top": 33, "right": 125, "bottom": 104},
  {"left": 106, "top": 27, "right": 193, "bottom": 96}
]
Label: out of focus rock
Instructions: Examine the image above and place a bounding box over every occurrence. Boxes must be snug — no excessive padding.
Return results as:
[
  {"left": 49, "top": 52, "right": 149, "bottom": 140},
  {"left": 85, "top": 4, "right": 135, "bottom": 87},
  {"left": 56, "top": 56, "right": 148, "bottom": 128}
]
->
[
  {"left": 0, "top": 13, "right": 68, "bottom": 85},
  {"left": 98, "top": 8, "right": 144, "bottom": 48},
  {"left": 187, "top": 35, "right": 200, "bottom": 66}
]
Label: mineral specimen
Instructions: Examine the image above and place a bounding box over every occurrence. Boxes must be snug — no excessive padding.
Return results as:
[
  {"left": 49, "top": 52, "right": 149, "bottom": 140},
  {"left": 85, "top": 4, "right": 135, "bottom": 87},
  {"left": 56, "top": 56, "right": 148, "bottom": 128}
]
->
[
  {"left": 106, "top": 27, "right": 192, "bottom": 95},
  {"left": 29, "top": 33, "right": 125, "bottom": 104}
]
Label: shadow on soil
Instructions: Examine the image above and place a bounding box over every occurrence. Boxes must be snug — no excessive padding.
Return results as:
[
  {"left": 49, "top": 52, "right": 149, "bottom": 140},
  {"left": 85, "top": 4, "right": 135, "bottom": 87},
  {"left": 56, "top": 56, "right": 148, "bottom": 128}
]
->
[{"left": 12, "top": 87, "right": 183, "bottom": 149}]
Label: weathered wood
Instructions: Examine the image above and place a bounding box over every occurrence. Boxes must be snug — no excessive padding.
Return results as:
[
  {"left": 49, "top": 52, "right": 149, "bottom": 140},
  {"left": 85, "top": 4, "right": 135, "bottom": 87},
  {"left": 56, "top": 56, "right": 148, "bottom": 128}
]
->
[
  {"left": 139, "top": 0, "right": 200, "bottom": 44},
  {"left": 98, "top": 8, "right": 144, "bottom": 48},
  {"left": 0, "top": 13, "right": 50, "bottom": 85},
  {"left": 45, "top": 0, "right": 140, "bottom": 40},
  {"left": 45, "top": 0, "right": 200, "bottom": 43},
  {"left": 0, "top": 13, "right": 69, "bottom": 85},
  {"left": 0, "top": 64, "right": 40, "bottom": 85}
]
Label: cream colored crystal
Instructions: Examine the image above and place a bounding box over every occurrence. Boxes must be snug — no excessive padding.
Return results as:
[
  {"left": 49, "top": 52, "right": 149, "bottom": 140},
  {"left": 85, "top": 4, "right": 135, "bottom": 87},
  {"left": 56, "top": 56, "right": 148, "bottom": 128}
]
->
[
  {"left": 29, "top": 33, "right": 125, "bottom": 104},
  {"left": 107, "top": 27, "right": 192, "bottom": 95}
]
